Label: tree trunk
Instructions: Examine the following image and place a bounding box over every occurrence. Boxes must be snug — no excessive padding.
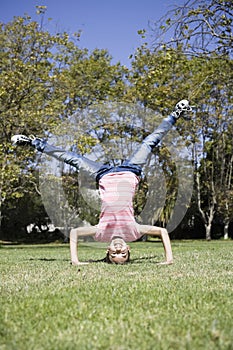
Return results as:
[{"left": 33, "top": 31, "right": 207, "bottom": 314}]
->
[
  {"left": 223, "top": 221, "right": 229, "bottom": 240},
  {"left": 205, "top": 223, "right": 212, "bottom": 241},
  {"left": 0, "top": 207, "right": 2, "bottom": 238},
  {"left": 196, "top": 172, "right": 215, "bottom": 241}
]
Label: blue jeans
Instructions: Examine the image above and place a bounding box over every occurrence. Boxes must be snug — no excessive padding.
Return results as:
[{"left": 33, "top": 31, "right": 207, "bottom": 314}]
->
[{"left": 32, "top": 115, "right": 176, "bottom": 182}]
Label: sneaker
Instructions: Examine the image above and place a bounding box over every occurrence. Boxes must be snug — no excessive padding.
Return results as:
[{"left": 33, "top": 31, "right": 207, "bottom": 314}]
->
[
  {"left": 11, "top": 134, "right": 36, "bottom": 146},
  {"left": 172, "top": 99, "right": 192, "bottom": 119}
]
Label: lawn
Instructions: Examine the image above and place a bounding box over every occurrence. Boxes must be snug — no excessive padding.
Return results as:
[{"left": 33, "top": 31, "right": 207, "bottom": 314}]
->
[{"left": 0, "top": 240, "right": 232, "bottom": 350}]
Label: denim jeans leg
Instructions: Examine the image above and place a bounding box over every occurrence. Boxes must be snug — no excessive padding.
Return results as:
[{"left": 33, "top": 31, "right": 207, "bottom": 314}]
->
[
  {"left": 31, "top": 139, "right": 104, "bottom": 179},
  {"left": 123, "top": 115, "right": 176, "bottom": 167}
]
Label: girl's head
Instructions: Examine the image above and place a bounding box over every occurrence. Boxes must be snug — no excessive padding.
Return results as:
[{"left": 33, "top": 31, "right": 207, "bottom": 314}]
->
[{"left": 106, "top": 237, "right": 130, "bottom": 264}]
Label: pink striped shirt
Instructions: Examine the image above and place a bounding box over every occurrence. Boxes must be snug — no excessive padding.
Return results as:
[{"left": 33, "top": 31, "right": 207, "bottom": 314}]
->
[{"left": 94, "top": 171, "right": 141, "bottom": 242}]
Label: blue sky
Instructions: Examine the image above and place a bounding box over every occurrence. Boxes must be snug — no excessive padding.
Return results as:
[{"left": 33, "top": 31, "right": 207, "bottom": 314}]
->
[{"left": 1, "top": 0, "right": 185, "bottom": 66}]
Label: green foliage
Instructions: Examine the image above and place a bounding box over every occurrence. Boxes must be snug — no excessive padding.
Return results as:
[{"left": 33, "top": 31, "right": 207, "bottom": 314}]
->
[
  {"left": 127, "top": 47, "right": 193, "bottom": 111},
  {"left": 189, "top": 56, "right": 233, "bottom": 237},
  {"left": 59, "top": 48, "right": 128, "bottom": 113},
  {"left": 0, "top": 13, "right": 71, "bottom": 228},
  {"left": 0, "top": 241, "right": 232, "bottom": 349},
  {"left": 0, "top": 12, "right": 127, "bottom": 232},
  {"left": 128, "top": 36, "right": 232, "bottom": 237}
]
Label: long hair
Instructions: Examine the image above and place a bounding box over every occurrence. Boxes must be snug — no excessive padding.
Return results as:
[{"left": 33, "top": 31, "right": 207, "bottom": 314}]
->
[{"left": 88, "top": 251, "right": 131, "bottom": 264}]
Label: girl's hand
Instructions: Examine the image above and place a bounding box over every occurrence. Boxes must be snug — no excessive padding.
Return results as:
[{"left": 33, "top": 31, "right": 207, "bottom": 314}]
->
[
  {"left": 157, "top": 260, "right": 173, "bottom": 266},
  {"left": 71, "top": 261, "right": 89, "bottom": 266}
]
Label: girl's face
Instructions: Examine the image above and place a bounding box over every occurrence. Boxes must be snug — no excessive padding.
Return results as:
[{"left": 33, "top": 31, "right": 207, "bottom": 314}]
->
[{"left": 107, "top": 238, "right": 130, "bottom": 264}]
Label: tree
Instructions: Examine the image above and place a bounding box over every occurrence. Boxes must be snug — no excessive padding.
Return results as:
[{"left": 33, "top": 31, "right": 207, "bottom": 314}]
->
[
  {"left": 151, "top": 0, "right": 233, "bottom": 58},
  {"left": 124, "top": 48, "right": 196, "bottom": 232},
  {"left": 203, "top": 128, "right": 233, "bottom": 239},
  {"left": 146, "top": 0, "right": 233, "bottom": 239},
  {"left": 0, "top": 9, "right": 128, "bottom": 237},
  {"left": 60, "top": 49, "right": 128, "bottom": 113},
  {"left": 190, "top": 57, "right": 233, "bottom": 239},
  {"left": 0, "top": 11, "right": 74, "bottom": 234}
]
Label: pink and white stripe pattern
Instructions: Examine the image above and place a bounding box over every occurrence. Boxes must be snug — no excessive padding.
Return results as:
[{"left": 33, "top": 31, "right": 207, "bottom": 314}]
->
[{"left": 94, "top": 172, "right": 141, "bottom": 242}]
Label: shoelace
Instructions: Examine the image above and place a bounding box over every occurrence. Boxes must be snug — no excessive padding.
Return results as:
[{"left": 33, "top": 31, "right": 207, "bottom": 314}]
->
[{"left": 176, "top": 105, "right": 192, "bottom": 113}]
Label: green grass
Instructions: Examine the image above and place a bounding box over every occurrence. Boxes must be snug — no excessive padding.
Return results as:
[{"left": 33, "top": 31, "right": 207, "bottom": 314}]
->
[{"left": 0, "top": 240, "right": 232, "bottom": 350}]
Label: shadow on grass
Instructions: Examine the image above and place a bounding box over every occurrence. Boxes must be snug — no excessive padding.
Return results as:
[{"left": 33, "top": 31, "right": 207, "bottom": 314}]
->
[
  {"left": 0, "top": 243, "right": 69, "bottom": 249},
  {"left": 129, "top": 255, "right": 160, "bottom": 264},
  {"left": 25, "top": 255, "right": 162, "bottom": 265},
  {"left": 27, "top": 257, "right": 69, "bottom": 262},
  {"left": 86, "top": 254, "right": 160, "bottom": 265}
]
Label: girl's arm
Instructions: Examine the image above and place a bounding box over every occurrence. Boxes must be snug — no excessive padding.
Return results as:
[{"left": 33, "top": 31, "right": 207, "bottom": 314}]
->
[
  {"left": 70, "top": 226, "right": 96, "bottom": 265},
  {"left": 138, "top": 224, "right": 173, "bottom": 265}
]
